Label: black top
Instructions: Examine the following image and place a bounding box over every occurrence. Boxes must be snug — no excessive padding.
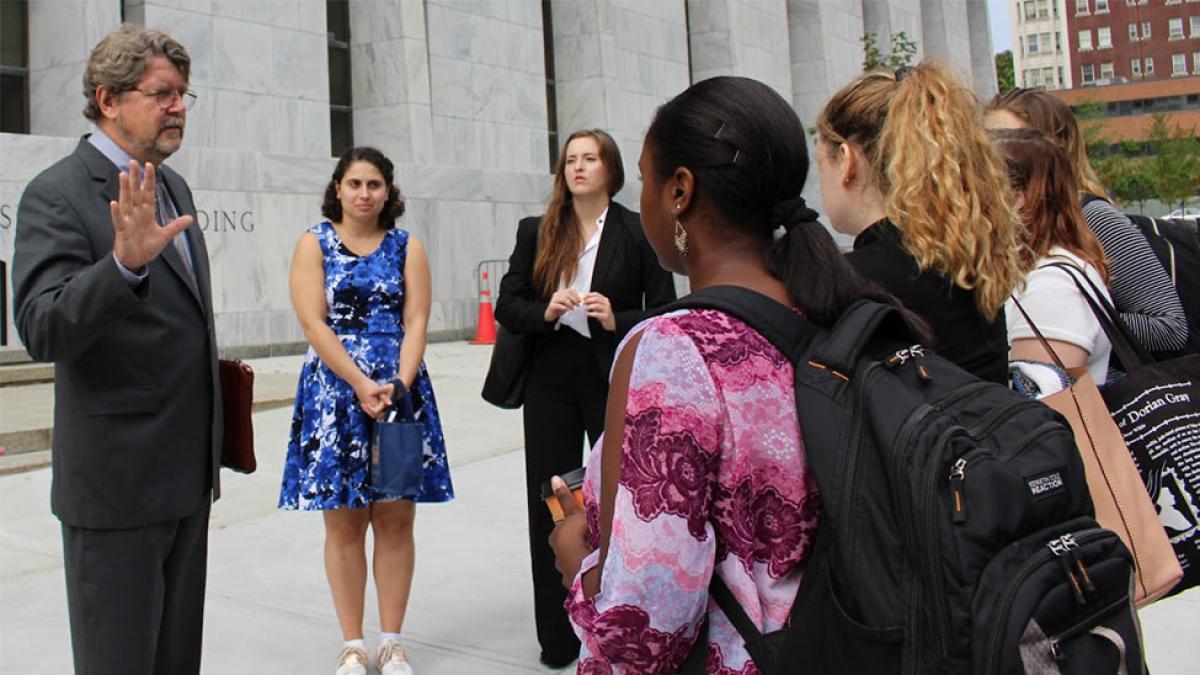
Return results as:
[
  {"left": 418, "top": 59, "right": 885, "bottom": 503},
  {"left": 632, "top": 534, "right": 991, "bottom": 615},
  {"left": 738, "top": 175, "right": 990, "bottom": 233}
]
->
[{"left": 846, "top": 219, "right": 1009, "bottom": 384}]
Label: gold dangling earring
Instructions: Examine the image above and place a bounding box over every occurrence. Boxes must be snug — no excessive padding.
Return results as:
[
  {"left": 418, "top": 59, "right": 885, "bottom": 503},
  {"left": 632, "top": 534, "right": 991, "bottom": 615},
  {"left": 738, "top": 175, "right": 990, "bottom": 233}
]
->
[{"left": 673, "top": 218, "right": 688, "bottom": 256}]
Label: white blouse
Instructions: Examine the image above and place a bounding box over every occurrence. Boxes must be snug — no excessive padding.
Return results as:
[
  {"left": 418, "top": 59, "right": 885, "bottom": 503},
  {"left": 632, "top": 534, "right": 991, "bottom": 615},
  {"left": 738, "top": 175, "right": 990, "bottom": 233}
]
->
[
  {"left": 556, "top": 207, "right": 608, "bottom": 338},
  {"left": 1006, "top": 247, "right": 1114, "bottom": 386}
]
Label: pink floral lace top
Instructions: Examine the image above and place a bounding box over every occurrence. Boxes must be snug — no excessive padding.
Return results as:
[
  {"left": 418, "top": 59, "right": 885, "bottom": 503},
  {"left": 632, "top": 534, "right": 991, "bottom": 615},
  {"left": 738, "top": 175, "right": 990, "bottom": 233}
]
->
[{"left": 565, "top": 309, "right": 821, "bottom": 674}]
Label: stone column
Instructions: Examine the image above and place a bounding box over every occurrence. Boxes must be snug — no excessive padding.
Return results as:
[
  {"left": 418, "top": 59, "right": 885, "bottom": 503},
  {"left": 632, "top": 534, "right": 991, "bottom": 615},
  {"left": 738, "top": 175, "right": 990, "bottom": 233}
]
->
[
  {"left": 349, "top": 0, "right": 434, "bottom": 165},
  {"left": 550, "top": 0, "right": 690, "bottom": 204},
  {"left": 687, "top": 0, "right": 793, "bottom": 100},
  {"left": 27, "top": 0, "right": 120, "bottom": 137},
  {"left": 965, "top": 0, "right": 998, "bottom": 99},
  {"left": 920, "top": 0, "right": 974, "bottom": 82},
  {"left": 862, "top": 0, "right": 925, "bottom": 62}
]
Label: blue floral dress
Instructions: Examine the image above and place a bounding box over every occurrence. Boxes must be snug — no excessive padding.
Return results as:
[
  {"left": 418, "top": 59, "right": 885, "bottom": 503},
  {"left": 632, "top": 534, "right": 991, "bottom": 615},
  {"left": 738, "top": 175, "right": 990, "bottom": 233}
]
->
[{"left": 279, "top": 222, "right": 454, "bottom": 510}]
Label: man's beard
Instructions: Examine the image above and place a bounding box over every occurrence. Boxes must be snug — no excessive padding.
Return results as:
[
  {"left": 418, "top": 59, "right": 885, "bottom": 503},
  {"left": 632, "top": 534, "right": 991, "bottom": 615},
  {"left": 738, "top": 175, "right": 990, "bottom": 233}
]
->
[{"left": 115, "top": 114, "right": 185, "bottom": 164}]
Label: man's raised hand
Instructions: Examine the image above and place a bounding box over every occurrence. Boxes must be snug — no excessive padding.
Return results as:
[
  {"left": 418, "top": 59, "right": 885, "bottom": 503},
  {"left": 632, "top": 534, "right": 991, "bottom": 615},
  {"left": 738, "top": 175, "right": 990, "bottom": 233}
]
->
[{"left": 110, "top": 161, "right": 193, "bottom": 271}]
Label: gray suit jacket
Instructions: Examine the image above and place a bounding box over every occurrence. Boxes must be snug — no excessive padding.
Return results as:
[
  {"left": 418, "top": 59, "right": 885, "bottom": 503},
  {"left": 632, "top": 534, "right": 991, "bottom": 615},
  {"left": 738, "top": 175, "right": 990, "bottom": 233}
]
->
[{"left": 12, "top": 137, "right": 222, "bottom": 529}]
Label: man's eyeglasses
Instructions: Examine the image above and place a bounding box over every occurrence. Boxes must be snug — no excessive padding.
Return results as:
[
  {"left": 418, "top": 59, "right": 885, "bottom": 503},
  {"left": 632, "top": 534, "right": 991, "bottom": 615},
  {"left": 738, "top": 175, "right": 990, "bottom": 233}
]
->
[{"left": 134, "top": 87, "right": 198, "bottom": 110}]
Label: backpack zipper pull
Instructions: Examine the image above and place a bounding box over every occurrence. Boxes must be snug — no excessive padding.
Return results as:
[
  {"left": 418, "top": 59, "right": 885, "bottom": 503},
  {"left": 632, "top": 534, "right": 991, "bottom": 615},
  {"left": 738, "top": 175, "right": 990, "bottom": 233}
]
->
[
  {"left": 949, "top": 458, "right": 968, "bottom": 524},
  {"left": 1049, "top": 537, "right": 1087, "bottom": 605},
  {"left": 910, "top": 345, "right": 931, "bottom": 382},
  {"left": 1062, "top": 534, "right": 1095, "bottom": 594}
]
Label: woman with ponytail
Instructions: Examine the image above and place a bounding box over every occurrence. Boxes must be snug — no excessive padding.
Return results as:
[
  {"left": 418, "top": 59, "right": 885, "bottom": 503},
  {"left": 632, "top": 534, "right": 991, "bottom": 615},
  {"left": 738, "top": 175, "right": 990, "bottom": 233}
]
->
[
  {"left": 816, "top": 62, "right": 1026, "bottom": 384},
  {"left": 494, "top": 128, "right": 675, "bottom": 668},
  {"left": 547, "top": 77, "right": 905, "bottom": 673}
]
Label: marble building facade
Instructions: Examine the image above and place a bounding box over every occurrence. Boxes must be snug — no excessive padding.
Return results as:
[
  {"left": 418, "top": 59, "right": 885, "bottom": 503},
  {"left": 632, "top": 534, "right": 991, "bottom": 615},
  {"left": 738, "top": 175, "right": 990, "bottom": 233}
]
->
[{"left": 0, "top": 0, "right": 996, "bottom": 353}]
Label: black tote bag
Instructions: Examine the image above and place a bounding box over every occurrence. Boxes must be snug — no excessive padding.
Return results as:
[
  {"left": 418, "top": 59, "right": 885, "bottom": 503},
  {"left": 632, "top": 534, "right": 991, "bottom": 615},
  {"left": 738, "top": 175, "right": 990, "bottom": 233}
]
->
[
  {"left": 481, "top": 324, "right": 534, "bottom": 409},
  {"left": 1048, "top": 261, "right": 1200, "bottom": 595}
]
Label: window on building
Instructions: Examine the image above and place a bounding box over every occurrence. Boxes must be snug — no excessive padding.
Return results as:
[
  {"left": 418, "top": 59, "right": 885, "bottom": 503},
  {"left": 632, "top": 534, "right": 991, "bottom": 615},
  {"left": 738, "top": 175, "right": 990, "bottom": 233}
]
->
[
  {"left": 1131, "top": 58, "right": 1142, "bottom": 76},
  {"left": 1082, "top": 63, "right": 1096, "bottom": 83},
  {"left": 1129, "top": 23, "right": 1139, "bottom": 41},
  {"left": 1026, "top": 69, "right": 1043, "bottom": 87},
  {"left": 1100, "top": 62, "right": 1114, "bottom": 80},
  {"left": 326, "top": 0, "right": 352, "bottom": 157},
  {"left": 1079, "top": 29, "right": 1093, "bottom": 51},
  {"left": 1028, "top": 35, "right": 1039, "bottom": 54},
  {"left": 1165, "top": 0, "right": 1181, "bottom": 5},
  {"left": 1194, "top": 52, "right": 1200, "bottom": 74},
  {"left": 1146, "top": 57, "right": 1154, "bottom": 75},
  {"left": 1042, "top": 67, "right": 1057, "bottom": 88},
  {"left": 1076, "top": 0, "right": 1090, "bottom": 15},
  {"left": 541, "top": 0, "right": 559, "bottom": 172},
  {"left": 1191, "top": 16, "right": 1200, "bottom": 37},
  {"left": 1173, "top": 53, "right": 1188, "bottom": 75},
  {"left": 1097, "top": 26, "right": 1112, "bottom": 48},
  {"left": 1019, "top": 36, "right": 1025, "bottom": 54},
  {"left": 1169, "top": 18, "right": 1184, "bottom": 39},
  {"left": 0, "top": 0, "right": 29, "bottom": 134},
  {"left": 1025, "top": 1, "right": 1037, "bottom": 20},
  {"left": 1143, "top": 21, "right": 1151, "bottom": 39},
  {"left": 1056, "top": 31, "right": 1062, "bottom": 52},
  {"left": 1058, "top": 66, "right": 1065, "bottom": 84},
  {"left": 1096, "top": 0, "right": 1110, "bottom": 12},
  {"left": 1040, "top": 0, "right": 1051, "bottom": 18}
]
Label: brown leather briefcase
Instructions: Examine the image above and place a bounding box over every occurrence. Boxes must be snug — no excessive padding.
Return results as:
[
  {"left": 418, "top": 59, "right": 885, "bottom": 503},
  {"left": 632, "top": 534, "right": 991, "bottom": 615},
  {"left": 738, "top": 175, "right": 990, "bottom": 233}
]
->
[{"left": 219, "top": 359, "right": 256, "bottom": 474}]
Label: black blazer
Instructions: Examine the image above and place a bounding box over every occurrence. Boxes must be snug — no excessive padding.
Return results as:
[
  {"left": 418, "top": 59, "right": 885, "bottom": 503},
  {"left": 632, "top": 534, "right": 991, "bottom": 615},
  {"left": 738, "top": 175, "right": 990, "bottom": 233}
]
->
[
  {"left": 846, "top": 219, "right": 1009, "bottom": 384},
  {"left": 495, "top": 201, "right": 676, "bottom": 382},
  {"left": 12, "top": 137, "right": 222, "bottom": 529}
]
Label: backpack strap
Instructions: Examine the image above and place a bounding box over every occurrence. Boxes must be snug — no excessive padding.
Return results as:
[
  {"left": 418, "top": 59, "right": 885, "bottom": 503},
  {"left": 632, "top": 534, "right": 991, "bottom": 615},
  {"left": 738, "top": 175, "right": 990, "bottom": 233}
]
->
[
  {"left": 1042, "top": 261, "right": 1151, "bottom": 370},
  {"left": 805, "top": 300, "right": 917, "bottom": 373},
  {"left": 1080, "top": 192, "right": 1107, "bottom": 209},
  {"left": 655, "top": 285, "right": 819, "bottom": 361}
]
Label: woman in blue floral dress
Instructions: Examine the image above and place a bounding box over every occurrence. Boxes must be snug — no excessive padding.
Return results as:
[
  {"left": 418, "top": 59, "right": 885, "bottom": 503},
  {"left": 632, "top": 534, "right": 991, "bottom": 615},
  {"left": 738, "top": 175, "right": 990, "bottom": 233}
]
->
[{"left": 280, "top": 146, "right": 452, "bottom": 675}]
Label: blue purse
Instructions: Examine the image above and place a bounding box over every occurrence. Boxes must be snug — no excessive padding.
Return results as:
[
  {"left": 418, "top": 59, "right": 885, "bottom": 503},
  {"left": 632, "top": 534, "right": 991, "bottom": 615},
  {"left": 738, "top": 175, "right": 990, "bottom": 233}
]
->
[{"left": 369, "top": 383, "right": 424, "bottom": 498}]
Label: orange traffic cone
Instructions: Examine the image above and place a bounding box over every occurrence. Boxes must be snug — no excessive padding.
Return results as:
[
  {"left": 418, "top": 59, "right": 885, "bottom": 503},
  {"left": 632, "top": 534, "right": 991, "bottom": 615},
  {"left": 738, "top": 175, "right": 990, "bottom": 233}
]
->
[{"left": 470, "top": 271, "right": 497, "bottom": 345}]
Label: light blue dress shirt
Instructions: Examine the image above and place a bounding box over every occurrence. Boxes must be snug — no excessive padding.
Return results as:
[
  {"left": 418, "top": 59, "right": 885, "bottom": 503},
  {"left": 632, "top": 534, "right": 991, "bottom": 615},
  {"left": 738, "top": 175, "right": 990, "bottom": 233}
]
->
[{"left": 89, "top": 128, "right": 194, "bottom": 285}]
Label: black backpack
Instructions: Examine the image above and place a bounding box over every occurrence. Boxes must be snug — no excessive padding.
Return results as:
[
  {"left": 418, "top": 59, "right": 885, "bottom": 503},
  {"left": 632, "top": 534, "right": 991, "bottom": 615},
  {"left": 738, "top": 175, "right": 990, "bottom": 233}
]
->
[
  {"left": 672, "top": 286, "right": 1145, "bottom": 675},
  {"left": 1082, "top": 194, "right": 1200, "bottom": 358}
]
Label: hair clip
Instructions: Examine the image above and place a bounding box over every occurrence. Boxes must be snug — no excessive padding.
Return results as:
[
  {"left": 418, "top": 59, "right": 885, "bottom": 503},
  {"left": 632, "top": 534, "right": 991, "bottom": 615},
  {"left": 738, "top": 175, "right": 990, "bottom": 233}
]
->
[
  {"left": 714, "top": 122, "right": 726, "bottom": 139},
  {"left": 895, "top": 66, "right": 913, "bottom": 83},
  {"left": 732, "top": 150, "right": 741, "bottom": 165}
]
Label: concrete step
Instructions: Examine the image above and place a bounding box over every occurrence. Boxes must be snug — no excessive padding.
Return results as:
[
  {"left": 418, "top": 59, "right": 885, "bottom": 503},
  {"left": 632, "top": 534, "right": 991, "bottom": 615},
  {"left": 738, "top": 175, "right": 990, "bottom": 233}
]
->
[
  {"left": 0, "top": 362, "right": 55, "bottom": 387},
  {"left": 0, "top": 394, "right": 295, "bottom": 475},
  {"left": 0, "top": 348, "right": 32, "bottom": 366},
  {"left": 0, "top": 449, "right": 51, "bottom": 476}
]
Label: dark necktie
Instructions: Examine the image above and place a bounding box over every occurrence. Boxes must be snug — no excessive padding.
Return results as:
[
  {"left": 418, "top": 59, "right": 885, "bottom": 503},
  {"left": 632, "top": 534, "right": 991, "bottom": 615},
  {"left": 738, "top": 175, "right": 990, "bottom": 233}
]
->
[{"left": 156, "top": 179, "right": 196, "bottom": 286}]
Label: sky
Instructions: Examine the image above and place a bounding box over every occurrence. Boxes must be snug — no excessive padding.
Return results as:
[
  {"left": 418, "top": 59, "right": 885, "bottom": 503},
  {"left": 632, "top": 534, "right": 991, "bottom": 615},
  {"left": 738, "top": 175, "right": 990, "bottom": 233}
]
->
[{"left": 989, "top": 0, "right": 1014, "bottom": 54}]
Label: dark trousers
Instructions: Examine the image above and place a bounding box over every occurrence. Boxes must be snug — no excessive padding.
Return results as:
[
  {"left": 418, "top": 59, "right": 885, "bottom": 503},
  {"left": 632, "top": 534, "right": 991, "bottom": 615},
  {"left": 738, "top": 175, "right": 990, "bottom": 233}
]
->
[
  {"left": 62, "top": 496, "right": 211, "bottom": 675},
  {"left": 522, "top": 329, "right": 608, "bottom": 662}
]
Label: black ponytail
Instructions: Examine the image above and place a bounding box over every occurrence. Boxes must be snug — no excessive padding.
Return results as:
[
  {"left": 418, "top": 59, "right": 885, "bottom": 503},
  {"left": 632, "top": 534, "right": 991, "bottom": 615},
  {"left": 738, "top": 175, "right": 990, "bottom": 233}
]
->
[{"left": 647, "top": 77, "right": 913, "bottom": 328}]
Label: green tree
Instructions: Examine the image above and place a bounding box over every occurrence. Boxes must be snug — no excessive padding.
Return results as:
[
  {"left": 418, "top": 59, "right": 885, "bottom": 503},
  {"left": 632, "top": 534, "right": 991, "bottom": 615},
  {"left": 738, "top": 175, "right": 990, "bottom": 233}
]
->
[
  {"left": 1145, "top": 114, "right": 1200, "bottom": 213},
  {"left": 1101, "top": 156, "right": 1156, "bottom": 213},
  {"left": 861, "top": 31, "right": 919, "bottom": 72},
  {"left": 995, "top": 50, "right": 1015, "bottom": 93}
]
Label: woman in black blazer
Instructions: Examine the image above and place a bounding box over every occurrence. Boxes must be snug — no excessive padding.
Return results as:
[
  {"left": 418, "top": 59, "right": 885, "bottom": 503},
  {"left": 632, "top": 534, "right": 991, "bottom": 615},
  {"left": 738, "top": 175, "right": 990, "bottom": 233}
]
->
[{"left": 495, "top": 128, "right": 676, "bottom": 667}]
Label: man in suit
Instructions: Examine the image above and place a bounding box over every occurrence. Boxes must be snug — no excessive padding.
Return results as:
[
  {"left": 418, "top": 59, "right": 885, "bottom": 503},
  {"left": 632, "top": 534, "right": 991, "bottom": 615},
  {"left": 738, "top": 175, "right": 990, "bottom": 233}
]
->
[{"left": 12, "top": 25, "right": 221, "bottom": 675}]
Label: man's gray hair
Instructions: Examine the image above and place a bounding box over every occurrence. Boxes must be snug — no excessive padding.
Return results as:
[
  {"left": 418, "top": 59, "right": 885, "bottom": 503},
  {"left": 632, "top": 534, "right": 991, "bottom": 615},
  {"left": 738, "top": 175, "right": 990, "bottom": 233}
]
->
[{"left": 82, "top": 24, "right": 190, "bottom": 121}]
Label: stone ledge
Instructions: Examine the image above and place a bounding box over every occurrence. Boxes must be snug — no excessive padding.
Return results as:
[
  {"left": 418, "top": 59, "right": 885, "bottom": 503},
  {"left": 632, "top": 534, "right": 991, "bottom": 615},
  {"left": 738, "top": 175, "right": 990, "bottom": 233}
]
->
[
  {"left": 0, "top": 363, "right": 55, "bottom": 387},
  {"left": 0, "top": 449, "right": 51, "bottom": 476}
]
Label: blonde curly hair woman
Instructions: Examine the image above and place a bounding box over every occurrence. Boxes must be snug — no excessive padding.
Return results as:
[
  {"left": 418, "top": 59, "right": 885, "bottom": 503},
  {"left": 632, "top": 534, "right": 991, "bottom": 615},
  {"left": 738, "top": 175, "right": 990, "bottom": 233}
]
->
[{"left": 815, "top": 61, "right": 1025, "bottom": 383}]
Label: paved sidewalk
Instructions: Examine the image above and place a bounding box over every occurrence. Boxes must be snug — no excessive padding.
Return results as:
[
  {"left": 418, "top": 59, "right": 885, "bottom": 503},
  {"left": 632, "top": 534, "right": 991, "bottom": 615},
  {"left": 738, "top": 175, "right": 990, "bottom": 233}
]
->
[{"left": 1, "top": 342, "right": 1198, "bottom": 673}]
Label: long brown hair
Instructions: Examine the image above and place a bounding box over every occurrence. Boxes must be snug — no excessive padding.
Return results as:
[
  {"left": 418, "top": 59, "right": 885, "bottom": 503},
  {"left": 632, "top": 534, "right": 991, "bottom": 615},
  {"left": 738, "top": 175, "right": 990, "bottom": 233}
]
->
[
  {"left": 991, "top": 128, "right": 1108, "bottom": 281},
  {"left": 816, "top": 61, "right": 1024, "bottom": 321},
  {"left": 984, "top": 88, "right": 1109, "bottom": 198},
  {"left": 533, "top": 129, "right": 625, "bottom": 298}
]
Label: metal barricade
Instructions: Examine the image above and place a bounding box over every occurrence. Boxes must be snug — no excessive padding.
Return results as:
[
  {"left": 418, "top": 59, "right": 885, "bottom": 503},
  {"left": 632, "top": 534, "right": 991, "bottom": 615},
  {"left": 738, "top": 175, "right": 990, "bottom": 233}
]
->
[{"left": 475, "top": 259, "right": 509, "bottom": 299}]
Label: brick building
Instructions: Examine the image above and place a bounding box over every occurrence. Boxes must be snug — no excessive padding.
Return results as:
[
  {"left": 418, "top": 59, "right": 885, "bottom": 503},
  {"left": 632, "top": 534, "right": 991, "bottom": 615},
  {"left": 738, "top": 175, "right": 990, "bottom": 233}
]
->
[{"left": 1068, "top": 0, "right": 1200, "bottom": 86}]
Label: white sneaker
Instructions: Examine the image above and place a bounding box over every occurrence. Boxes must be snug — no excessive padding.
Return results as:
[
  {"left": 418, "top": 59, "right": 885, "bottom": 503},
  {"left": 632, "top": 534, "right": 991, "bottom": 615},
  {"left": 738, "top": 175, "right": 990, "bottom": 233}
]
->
[
  {"left": 335, "top": 645, "right": 369, "bottom": 675},
  {"left": 377, "top": 639, "right": 414, "bottom": 675}
]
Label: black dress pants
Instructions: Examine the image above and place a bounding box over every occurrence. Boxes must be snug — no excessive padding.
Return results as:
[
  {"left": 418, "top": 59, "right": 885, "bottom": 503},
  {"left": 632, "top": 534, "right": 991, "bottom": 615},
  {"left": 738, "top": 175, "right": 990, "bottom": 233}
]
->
[
  {"left": 522, "top": 328, "right": 608, "bottom": 663},
  {"left": 61, "top": 495, "right": 211, "bottom": 675}
]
